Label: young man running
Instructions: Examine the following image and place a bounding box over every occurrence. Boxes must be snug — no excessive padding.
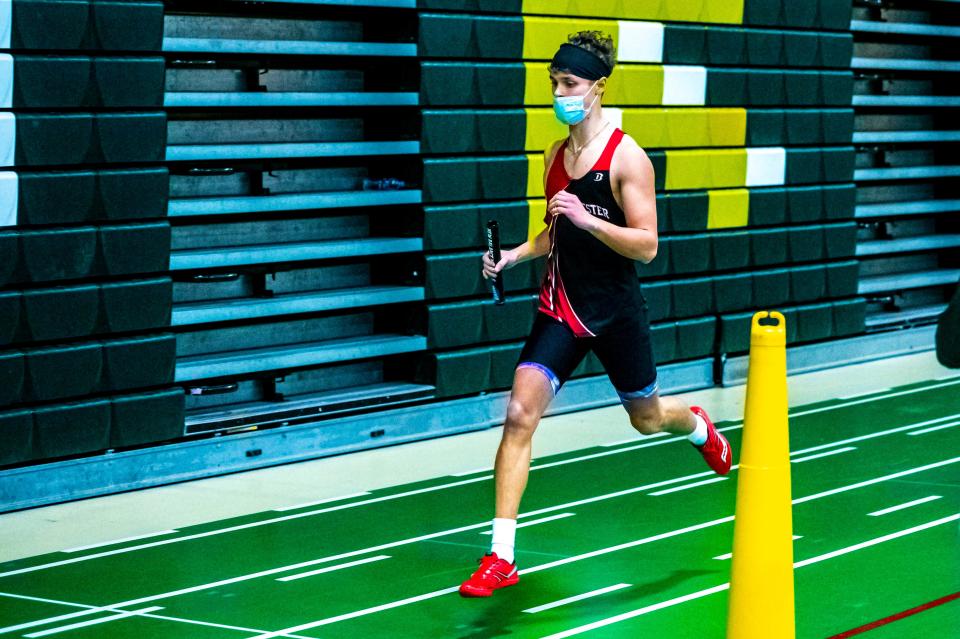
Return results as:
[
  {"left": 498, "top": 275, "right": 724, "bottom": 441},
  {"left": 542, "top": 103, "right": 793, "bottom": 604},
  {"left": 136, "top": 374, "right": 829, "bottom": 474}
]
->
[{"left": 459, "top": 32, "right": 732, "bottom": 598}]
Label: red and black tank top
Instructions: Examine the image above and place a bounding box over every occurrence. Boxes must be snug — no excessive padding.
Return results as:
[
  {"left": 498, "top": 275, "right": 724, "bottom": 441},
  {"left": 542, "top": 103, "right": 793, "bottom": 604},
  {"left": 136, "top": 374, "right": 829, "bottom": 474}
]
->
[{"left": 537, "top": 127, "right": 645, "bottom": 337}]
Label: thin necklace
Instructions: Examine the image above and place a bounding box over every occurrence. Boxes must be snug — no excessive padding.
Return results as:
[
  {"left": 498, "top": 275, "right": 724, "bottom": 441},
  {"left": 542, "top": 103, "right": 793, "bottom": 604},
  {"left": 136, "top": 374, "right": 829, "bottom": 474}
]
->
[{"left": 568, "top": 120, "right": 609, "bottom": 159}]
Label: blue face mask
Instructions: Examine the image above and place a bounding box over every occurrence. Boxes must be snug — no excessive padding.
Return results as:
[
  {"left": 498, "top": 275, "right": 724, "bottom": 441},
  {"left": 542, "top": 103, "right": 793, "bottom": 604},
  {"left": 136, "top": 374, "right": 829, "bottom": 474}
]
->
[{"left": 553, "top": 79, "right": 602, "bottom": 126}]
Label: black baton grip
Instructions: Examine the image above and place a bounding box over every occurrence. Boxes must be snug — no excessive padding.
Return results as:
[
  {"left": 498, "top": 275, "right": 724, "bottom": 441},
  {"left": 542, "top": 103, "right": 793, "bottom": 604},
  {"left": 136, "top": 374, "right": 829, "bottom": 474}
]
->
[{"left": 486, "top": 220, "right": 505, "bottom": 305}]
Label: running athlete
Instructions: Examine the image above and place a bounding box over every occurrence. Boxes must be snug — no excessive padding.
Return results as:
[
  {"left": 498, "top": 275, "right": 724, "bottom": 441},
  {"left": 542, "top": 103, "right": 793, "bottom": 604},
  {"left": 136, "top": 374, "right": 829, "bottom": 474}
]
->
[{"left": 459, "top": 31, "right": 733, "bottom": 598}]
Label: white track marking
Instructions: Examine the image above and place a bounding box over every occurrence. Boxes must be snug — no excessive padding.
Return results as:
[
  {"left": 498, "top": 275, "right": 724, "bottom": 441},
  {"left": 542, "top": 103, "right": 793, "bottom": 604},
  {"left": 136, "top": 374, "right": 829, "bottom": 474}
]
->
[
  {"left": 276, "top": 555, "right": 390, "bottom": 582},
  {"left": 24, "top": 607, "right": 163, "bottom": 638},
  {"left": 273, "top": 492, "right": 371, "bottom": 512},
  {"left": 868, "top": 495, "right": 943, "bottom": 517},
  {"left": 648, "top": 477, "right": 728, "bottom": 496},
  {"left": 790, "top": 447, "right": 857, "bottom": 464},
  {"left": 601, "top": 433, "right": 670, "bottom": 447},
  {"left": 17, "top": 455, "right": 955, "bottom": 638},
  {"left": 793, "top": 514, "right": 959, "bottom": 568},
  {"left": 541, "top": 515, "right": 959, "bottom": 638},
  {"left": 838, "top": 387, "right": 890, "bottom": 401},
  {"left": 788, "top": 414, "right": 960, "bottom": 458},
  {"left": 4, "top": 381, "right": 957, "bottom": 579},
  {"left": 0, "top": 591, "right": 310, "bottom": 638},
  {"left": 907, "top": 420, "right": 960, "bottom": 436},
  {"left": 793, "top": 457, "right": 960, "bottom": 504},
  {"left": 450, "top": 467, "right": 493, "bottom": 477},
  {"left": 523, "top": 583, "right": 632, "bottom": 614},
  {"left": 480, "top": 513, "right": 575, "bottom": 535},
  {"left": 62, "top": 531, "right": 178, "bottom": 553}
]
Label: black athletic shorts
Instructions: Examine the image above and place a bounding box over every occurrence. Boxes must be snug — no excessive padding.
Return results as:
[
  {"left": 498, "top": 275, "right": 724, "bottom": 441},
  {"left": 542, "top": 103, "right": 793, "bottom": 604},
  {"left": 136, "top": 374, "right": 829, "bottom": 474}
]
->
[{"left": 515, "top": 308, "right": 659, "bottom": 403}]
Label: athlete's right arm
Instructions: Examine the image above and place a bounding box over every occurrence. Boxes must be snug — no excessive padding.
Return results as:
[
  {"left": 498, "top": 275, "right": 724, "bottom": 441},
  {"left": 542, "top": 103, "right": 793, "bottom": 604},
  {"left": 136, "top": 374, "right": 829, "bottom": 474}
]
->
[{"left": 481, "top": 140, "right": 561, "bottom": 280}]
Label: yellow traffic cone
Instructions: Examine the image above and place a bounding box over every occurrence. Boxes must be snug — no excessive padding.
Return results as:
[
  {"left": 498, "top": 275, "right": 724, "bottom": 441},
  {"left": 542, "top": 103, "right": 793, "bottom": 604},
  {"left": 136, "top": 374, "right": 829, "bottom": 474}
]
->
[{"left": 726, "top": 311, "right": 795, "bottom": 639}]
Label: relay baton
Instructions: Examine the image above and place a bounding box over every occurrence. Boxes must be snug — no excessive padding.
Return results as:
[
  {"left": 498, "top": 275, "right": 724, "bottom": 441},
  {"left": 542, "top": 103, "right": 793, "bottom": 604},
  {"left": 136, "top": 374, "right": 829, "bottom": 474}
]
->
[{"left": 486, "top": 220, "right": 505, "bottom": 305}]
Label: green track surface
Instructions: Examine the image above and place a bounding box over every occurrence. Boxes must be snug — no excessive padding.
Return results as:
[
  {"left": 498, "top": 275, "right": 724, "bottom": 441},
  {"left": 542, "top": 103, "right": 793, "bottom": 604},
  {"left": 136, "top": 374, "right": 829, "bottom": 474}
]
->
[{"left": 1, "top": 377, "right": 958, "bottom": 638}]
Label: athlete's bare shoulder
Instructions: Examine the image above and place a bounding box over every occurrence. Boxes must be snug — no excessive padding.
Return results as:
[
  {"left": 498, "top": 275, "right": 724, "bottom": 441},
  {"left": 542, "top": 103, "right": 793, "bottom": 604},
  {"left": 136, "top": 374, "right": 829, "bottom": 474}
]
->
[{"left": 612, "top": 132, "right": 654, "bottom": 181}]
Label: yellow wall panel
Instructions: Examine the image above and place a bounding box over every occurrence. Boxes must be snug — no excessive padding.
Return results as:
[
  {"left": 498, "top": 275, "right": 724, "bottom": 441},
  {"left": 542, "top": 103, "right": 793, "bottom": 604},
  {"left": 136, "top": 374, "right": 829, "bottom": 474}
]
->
[
  {"left": 520, "top": 0, "right": 743, "bottom": 25},
  {"left": 665, "top": 149, "right": 746, "bottom": 190},
  {"left": 526, "top": 109, "right": 569, "bottom": 152},
  {"left": 621, "top": 109, "right": 668, "bottom": 148},
  {"left": 606, "top": 66, "right": 664, "bottom": 105},
  {"left": 524, "top": 61, "right": 556, "bottom": 105},
  {"left": 527, "top": 153, "right": 545, "bottom": 198},
  {"left": 528, "top": 198, "right": 548, "bottom": 241},
  {"left": 708, "top": 108, "right": 748, "bottom": 146},
  {"left": 707, "top": 188, "right": 750, "bottom": 229},
  {"left": 664, "top": 109, "right": 712, "bottom": 147},
  {"left": 522, "top": 17, "right": 619, "bottom": 60}
]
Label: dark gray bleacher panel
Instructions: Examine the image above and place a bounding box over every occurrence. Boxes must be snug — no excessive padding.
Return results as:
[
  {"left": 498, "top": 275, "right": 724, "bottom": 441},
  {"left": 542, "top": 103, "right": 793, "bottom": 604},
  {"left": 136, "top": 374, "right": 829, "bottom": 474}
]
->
[
  {"left": 853, "top": 96, "right": 960, "bottom": 107},
  {"left": 172, "top": 285, "right": 424, "bottom": 325},
  {"left": 232, "top": 0, "right": 415, "bottom": 5},
  {"left": 175, "top": 334, "right": 427, "bottom": 381},
  {"left": 8, "top": 56, "right": 165, "bottom": 108},
  {"left": 851, "top": 58, "right": 960, "bottom": 73},
  {"left": 854, "top": 166, "right": 960, "bottom": 181},
  {"left": 165, "top": 141, "right": 420, "bottom": 162},
  {"left": 5, "top": 1, "right": 164, "bottom": 51},
  {"left": 856, "top": 234, "right": 960, "bottom": 256},
  {"left": 859, "top": 269, "right": 960, "bottom": 295},
  {"left": 166, "top": 189, "right": 422, "bottom": 217},
  {"left": 855, "top": 199, "right": 960, "bottom": 218},
  {"left": 850, "top": 20, "right": 960, "bottom": 38},
  {"left": 169, "top": 237, "right": 423, "bottom": 270},
  {"left": 164, "top": 92, "right": 420, "bottom": 108},
  {"left": 853, "top": 131, "right": 960, "bottom": 144},
  {"left": 163, "top": 38, "right": 416, "bottom": 57}
]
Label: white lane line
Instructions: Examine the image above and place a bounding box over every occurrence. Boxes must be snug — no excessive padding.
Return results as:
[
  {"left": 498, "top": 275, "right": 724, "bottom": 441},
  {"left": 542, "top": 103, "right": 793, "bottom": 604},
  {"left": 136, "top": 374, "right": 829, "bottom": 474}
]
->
[
  {"left": 450, "top": 466, "right": 493, "bottom": 477},
  {"left": 602, "top": 433, "right": 670, "bottom": 447},
  {"left": 523, "top": 583, "right": 632, "bottom": 614},
  {"left": 907, "top": 420, "right": 960, "bottom": 436},
  {"left": 480, "top": 513, "right": 575, "bottom": 535},
  {"left": 788, "top": 378, "right": 960, "bottom": 419},
  {"left": 62, "top": 531, "right": 179, "bottom": 554},
  {"left": 276, "top": 555, "right": 390, "bottom": 582},
  {"left": 793, "top": 513, "right": 959, "bottom": 568},
  {"left": 273, "top": 492, "right": 371, "bottom": 512},
  {"left": 0, "top": 474, "right": 493, "bottom": 579},
  {"left": 868, "top": 495, "right": 943, "bottom": 517},
  {"left": 24, "top": 607, "right": 163, "bottom": 638},
  {"left": 790, "top": 447, "right": 857, "bottom": 464},
  {"left": 246, "top": 456, "right": 960, "bottom": 636},
  {"left": 838, "top": 387, "right": 890, "bottom": 401},
  {"left": 247, "top": 515, "right": 738, "bottom": 638},
  {"left": 648, "top": 477, "right": 728, "bottom": 496},
  {"left": 540, "top": 584, "right": 732, "bottom": 639},
  {"left": 5, "top": 382, "right": 956, "bottom": 578},
  {"left": 0, "top": 592, "right": 312, "bottom": 639},
  {"left": 14, "top": 452, "right": 960, "bottom": 638},
  {"left": 540, "top": 514, "right": 959, "bottom": 638},
  {"left": 713, "top": 536, "right": 802, "bottom": 560},
  {"left": 787, "top": 414, "right": 960, "bottom": 458},
  {"left": 793, "top": 456, "right": 960, "bottom": 504}
]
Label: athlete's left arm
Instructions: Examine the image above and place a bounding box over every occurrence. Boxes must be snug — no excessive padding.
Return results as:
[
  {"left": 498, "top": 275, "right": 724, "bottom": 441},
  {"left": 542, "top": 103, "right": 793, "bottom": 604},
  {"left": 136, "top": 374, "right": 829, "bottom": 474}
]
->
[{"left": 590, "top": 138, "right": 658, "bottom": 263}]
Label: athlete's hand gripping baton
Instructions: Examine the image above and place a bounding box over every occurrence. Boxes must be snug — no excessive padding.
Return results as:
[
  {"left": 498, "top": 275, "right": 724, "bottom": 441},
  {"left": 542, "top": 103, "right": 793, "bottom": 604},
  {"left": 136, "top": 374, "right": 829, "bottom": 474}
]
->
[{"left": 486, "top": 220, "right": 505, "bottom": 305}]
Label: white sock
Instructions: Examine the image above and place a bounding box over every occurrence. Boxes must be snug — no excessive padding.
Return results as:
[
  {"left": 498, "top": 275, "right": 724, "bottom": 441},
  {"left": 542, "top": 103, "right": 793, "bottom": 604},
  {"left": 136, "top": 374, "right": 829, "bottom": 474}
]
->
[
  {"left": 688, "top": 413, "right": 708, "bottom": 446},
  {"left": 490, "top": 517, "right": 516, "bottom": 563}
]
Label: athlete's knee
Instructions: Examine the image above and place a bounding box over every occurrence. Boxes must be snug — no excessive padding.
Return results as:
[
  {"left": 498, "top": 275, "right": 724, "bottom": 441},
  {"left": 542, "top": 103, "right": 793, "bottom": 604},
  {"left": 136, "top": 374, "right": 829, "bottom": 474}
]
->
[
  {"left": 628, "top": 403, "right": 664, "bottom": 435},
  {"left": 504, "top": 399, "right": 540, "bottom": 437}
]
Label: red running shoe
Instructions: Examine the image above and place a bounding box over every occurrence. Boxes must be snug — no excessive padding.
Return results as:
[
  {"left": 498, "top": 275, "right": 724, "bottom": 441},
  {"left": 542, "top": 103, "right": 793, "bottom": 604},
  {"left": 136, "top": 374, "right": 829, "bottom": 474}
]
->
[
  {"left": 690, "top": 406, "right": 732, "bottom": 475},
  {"left": 459, "top": 552, "right": 519, "bottom": 597}
]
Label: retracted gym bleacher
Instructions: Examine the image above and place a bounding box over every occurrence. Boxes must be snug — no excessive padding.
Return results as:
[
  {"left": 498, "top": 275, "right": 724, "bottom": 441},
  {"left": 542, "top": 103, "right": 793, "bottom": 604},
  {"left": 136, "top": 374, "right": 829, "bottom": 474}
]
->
[{"left": 0, "top": 0, "right": 957, "bottom": 510}]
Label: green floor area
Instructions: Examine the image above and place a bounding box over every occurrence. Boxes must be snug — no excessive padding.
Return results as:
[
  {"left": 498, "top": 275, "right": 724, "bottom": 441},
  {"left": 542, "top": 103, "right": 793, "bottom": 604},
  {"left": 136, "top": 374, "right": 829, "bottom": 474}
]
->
[{"left": 1, "top": 377, "right": 958, "bottom": 638}]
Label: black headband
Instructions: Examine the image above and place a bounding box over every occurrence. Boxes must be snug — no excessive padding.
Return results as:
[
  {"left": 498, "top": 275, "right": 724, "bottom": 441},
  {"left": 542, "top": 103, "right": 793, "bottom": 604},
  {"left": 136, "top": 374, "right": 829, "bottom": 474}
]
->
[{"left": 550, "top": 43, "right": 613, "bottom": 81}]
